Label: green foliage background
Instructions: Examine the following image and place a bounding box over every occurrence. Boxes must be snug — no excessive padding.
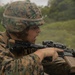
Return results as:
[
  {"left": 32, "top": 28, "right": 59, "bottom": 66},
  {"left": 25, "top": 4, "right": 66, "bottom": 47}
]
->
[
  {"left": 42, "top": 0, "right": 75, "bottom": 22},
  {"left": 36, "top": 20, "right": 75, "bottom": 49}
]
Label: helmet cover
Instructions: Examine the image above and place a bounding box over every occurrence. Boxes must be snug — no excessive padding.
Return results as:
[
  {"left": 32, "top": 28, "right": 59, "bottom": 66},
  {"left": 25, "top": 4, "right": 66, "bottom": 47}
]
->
[{"left": 3, "top": 1, "right": 44, "bottom": 32}]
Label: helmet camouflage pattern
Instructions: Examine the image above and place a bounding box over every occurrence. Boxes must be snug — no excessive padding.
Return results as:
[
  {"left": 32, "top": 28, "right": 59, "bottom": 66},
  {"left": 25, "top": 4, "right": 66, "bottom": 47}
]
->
[{"left": 3, "top": 1, "right": 44, "bottom": 32}]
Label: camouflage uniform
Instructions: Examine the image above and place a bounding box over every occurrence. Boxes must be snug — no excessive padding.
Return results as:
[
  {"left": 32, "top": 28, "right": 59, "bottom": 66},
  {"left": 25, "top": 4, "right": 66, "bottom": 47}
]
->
[
  {"left": 42, "top": 58, "right": 70, "bottom": 75},
  {"left": 0, "top": 1, "right": 72, "bottom": 75},
  {"left": 0, "top": 31, "right": 44, "bottom": 75},
  {"left": 0, "top": 1, "right": 44, "bottom": 75},
  {"left": 0, "top": 32, "right": 72, "bottom": 75}
]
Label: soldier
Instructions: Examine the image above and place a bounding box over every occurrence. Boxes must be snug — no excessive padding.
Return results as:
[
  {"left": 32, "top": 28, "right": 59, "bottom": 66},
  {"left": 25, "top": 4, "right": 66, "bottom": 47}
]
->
[{"left": 0, "top": 1, "right": 70, "bottom": 75}]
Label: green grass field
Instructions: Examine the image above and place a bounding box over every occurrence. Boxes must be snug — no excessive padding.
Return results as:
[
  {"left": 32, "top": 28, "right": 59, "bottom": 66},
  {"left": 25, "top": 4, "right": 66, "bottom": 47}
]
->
[
  {"left": 0, "top": 19, "right": 75, "bottom": 48},
  {"left": 36, "top": 20, "right": 75, "bottom": 49}
]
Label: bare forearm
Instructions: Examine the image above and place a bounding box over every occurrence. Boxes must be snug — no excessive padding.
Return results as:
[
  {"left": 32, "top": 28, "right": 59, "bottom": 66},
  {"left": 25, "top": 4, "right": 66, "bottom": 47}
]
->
[{"left": 34, "top": 49, "right": 45, "bottom": 62}]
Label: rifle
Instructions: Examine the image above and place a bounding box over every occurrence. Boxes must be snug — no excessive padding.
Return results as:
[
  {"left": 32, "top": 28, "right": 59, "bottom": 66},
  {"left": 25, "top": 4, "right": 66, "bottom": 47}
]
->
[{"left": 9, "top": 39, "right": 75, "bottom": 73}]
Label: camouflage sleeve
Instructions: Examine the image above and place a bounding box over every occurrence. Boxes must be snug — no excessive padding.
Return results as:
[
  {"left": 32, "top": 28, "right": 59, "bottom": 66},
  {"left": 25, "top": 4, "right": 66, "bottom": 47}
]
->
[
  {"left": 0, "top": 44, "right": 44, "bottom": 75},
  {"left": 43, "top": 57, "right": 70, "bottom": 75}
]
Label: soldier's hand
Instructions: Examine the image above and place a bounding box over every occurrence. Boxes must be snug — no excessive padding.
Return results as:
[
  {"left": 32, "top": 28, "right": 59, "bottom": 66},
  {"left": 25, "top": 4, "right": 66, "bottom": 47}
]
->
[{"left": 34, "top": 48, "right": 63, "bottom": 62}]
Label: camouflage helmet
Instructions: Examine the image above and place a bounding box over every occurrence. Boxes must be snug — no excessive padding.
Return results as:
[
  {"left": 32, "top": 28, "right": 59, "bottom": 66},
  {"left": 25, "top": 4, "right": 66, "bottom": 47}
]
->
[{"left": 3, "top": 1, "right": 44, "bottom": 32}]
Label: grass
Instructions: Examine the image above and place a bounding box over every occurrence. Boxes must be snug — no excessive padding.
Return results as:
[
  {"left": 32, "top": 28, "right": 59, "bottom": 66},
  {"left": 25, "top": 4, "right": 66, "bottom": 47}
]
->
[{"left": 36, "top": 20, "right": 75, "bottom": 48}]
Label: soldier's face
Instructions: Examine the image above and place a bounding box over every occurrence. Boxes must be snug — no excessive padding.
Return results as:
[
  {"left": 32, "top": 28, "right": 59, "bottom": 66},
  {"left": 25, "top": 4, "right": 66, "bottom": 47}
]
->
[{"left": 26, "top": 26, "right": 41, "bottom": 43}]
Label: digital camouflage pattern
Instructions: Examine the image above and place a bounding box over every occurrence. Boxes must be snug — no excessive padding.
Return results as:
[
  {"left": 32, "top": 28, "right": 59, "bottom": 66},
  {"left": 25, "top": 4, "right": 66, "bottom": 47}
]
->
[
  {"left": 0, "top": 31, "right": 71, "bottom": 75},
  {"left": 0, "top": 32, "right": 44, "bottom": 75},
  {"left": 43, "top": 59, "right": 70, "bottom": 75},
  {"left": 1, "top": 1, "right": 71, "bottom": 75},
  {"left": 3, "top": 1, "right": 44, "bottom": 32}
]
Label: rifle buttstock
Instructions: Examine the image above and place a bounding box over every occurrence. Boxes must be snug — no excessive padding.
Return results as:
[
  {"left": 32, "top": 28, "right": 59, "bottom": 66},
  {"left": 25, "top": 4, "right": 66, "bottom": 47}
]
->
[{"left": 64, "top": 56, "right": 75, "bottom": 72}]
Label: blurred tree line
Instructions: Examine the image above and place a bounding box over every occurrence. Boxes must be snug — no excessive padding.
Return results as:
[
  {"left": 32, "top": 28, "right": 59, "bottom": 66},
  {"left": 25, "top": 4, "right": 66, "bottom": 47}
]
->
[
  {"left": 41, "top": 0, "right": 75, "bottom": 23},
  {"left": 0, "top": 4, "right": 9, "bottom": 26}
]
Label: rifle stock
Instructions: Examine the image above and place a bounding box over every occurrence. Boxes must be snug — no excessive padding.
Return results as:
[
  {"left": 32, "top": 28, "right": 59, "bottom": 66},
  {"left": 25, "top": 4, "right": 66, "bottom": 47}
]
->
[{"left": 64, "top": 56, "right": 75, "bottom": 72}]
